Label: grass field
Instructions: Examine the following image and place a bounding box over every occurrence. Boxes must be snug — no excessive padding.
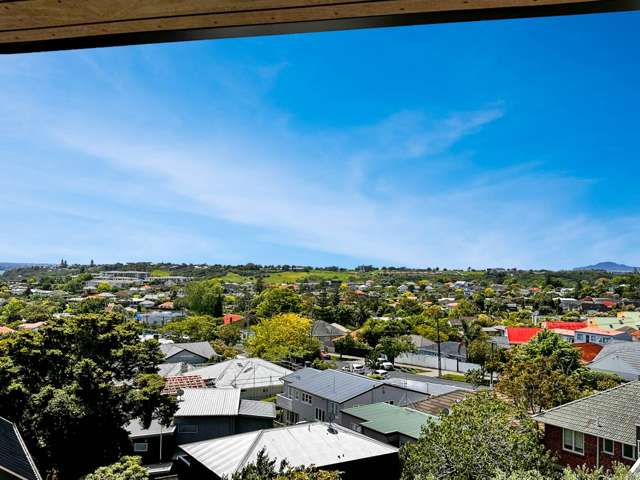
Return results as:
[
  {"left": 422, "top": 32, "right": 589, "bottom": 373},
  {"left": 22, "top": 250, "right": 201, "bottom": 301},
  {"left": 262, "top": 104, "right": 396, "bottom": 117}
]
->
[{"left": 264, "top": 270, "right": 357, "bottom": 285}]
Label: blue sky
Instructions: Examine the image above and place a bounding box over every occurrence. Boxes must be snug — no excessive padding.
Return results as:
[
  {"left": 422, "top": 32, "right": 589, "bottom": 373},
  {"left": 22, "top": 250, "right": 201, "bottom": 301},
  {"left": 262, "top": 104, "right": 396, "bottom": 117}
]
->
[{"left": 1, "top": 11, "right": 639, "bottom": 269}]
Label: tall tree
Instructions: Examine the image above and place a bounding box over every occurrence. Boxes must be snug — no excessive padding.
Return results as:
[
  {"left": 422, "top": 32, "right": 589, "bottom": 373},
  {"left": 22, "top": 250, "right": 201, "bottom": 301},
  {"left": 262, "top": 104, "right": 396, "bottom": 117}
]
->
[
  {"left": 246, "top": 313, "right": 320, "bottom": 361},
  {"left": 254, "top": 288, "right": 302, "bottom": 319},
  {"left": 0, "top": 313, "right": 176, "bottom": 478},
  {"left": 182, "top": 280, "right": 225, "bottom": 317},
  {"left": 400, "top": 393, "right": 554, "bottom": 480}
]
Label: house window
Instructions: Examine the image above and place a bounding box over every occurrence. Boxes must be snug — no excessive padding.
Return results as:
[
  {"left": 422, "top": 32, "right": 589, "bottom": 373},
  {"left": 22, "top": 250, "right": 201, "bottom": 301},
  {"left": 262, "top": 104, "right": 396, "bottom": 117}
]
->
[
  {"left": 315, "top": 408, "right": 325, "bottom": 421},
  {"left": 302, "top": 392, "right": 312, "bottom": 404},
  {"left": 178, "top": 424, "right": 198, "bottom": 434},
  {"left": 563, "top": 429, "right": 584, "bottom": 455},
  {"left": 602, "top": 438, "right": 614, "bottom": 455},
  {"left": 622, "top": 443, "right": 637, "bottom": 461},
  {"left": 133, "top": 442, "right": 148, "bottom": 452}
]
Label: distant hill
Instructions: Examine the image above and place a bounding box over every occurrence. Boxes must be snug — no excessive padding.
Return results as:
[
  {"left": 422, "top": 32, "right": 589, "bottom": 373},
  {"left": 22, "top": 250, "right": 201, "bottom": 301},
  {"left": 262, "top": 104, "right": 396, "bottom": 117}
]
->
[
  {"left": 0, "top": 262, "right": 50, "bottom": 271},
  {"left": 574, "top": 262, "right": 639, "bottom": 273}
]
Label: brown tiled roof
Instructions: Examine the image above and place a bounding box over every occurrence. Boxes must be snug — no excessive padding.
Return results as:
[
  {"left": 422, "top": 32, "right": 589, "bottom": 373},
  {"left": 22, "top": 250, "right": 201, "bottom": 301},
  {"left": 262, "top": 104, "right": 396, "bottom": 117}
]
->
[
  {"left": 162, "top": 375, "right": 207, "bottom": 395},
  {"left": 411, "top": 390, "right": 470, "bottom": 416}
]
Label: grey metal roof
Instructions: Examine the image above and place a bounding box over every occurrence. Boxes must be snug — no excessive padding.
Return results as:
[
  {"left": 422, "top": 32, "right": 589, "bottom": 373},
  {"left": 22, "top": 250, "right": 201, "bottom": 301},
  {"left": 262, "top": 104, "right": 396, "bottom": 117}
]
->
[
  {"left": 157, "top": 362, "right": 194, "bottom": 377},
  {"left": 311, "top": 320, "right": 347, "bottom": 338},
  {"left": 185, "top": 358, "right": 291, "bottom": 389},
  {"left": 589, "top": 341, "right": 640, "bottom": 374},
  {"left": 160, "top": 342, "right": 217, "bottom": 361},
  {"left": 126, "top": 419, "right": 176, "bottom": 439},
  {"left": 175, "top": 388, "right": 241, "bottom": 417},
  {"left": 179, "top": 422, "right": 398, "bottom": 477},
  {"left": 0, "top": 416, "right": 42, "bottom": 480},
  {"left": 238, "top": 399, "right": 276, "bottom": 418},
  {"left": 533, "top": 381, "right": 640, "bottom": 445},
  {"left": 384, "top": 377, "right": 461, "bottom": 397},
  {"left": 283, "top": 368, "right": 382, "bottom": 403}
]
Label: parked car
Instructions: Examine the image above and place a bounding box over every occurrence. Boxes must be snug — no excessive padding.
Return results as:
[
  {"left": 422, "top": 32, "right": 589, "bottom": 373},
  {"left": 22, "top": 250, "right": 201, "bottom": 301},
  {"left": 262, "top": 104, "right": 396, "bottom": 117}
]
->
[
  {"left": 374, "top": 369, "right": 390, "bottom": 378},
  {"left": 350, "top": 363, "right": 365, "bottom": 374},
  {"left": 382, "top": 362, "right": 394, "bottom": 371}
]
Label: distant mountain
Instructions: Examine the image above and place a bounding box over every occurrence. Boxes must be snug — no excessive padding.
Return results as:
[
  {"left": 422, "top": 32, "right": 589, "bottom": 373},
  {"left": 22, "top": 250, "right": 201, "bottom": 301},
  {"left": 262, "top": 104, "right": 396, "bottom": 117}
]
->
[{"left": 574, "top": 262, "right": 639, "bottom": 273}]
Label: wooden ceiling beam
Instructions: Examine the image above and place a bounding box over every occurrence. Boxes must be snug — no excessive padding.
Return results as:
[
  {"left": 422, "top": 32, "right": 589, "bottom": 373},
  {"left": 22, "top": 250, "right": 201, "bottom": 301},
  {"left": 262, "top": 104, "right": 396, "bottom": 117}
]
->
[{"left": 1, "top": 0, "right": 639, "bottom": 54}]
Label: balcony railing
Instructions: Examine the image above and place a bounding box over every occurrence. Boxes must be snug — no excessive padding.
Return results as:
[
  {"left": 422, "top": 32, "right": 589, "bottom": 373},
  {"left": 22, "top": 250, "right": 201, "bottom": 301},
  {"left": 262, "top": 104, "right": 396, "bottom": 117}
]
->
[{"left": 276, "top": 394, "right": 293, "bottom": 411}]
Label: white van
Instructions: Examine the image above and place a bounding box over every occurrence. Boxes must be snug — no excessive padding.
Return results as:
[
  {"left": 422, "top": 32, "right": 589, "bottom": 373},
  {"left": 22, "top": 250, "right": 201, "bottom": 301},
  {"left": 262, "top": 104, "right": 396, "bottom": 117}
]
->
[{"left": 350, "top": 363, "right": 365, "bottom": 374}]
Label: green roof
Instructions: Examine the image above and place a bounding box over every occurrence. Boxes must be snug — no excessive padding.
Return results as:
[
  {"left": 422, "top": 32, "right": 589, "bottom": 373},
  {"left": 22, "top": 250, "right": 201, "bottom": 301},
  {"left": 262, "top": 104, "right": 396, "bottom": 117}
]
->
[
  {"left": 588, "top": 314, "right": 640, "bottom": 329},
  {"left": 342, "top": 402, "right": 437, "bottom": 440}
]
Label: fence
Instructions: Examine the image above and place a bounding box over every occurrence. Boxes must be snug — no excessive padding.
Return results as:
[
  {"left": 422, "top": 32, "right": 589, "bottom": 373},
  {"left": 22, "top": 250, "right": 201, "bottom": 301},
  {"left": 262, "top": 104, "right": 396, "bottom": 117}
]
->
[{"left": 396, "top": 352, "right": 480, "bottom": 373}]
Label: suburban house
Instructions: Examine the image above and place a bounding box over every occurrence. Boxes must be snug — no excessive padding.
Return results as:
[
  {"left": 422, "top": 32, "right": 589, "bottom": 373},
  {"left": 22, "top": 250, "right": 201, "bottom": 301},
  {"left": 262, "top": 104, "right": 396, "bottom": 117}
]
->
[
  {"left": 311, "top": 320, "right": 350, "bottom": 351},
  {"left": 184, "top": 357, "right": 292, "bottom": 399},
  {"left": 588, "top": 341, "right": 640, "bottom": 380},
  {"left": 0, "top": 416, "right": 43, "bottom": 480},
  {"left": 126, "top": 418, "right": 176, "bottom": 465},
  {"left": 505, "top": 327, "right": 542, "bottom": 345},
  {"left": 549, "top": 328, "right": 578, "bottom": 343},
  {"left": 276, "top": 368, "right": 428, "bottom": 425},
  {"left": 160, "top": 342, "right": 218, "bottom": 364},
  {"left": 589, "top": 315, "right": 640, "bottom": 331},
  {"left": 534, "top": 381, "right": 640, "bottom": 470},
  {"left": 543, "top": 321, "right": 588, "bottom": 331},
  {"left": 177, "top": 422, "right": 400, "bottom": 480},
  {"left": 340, "top": 402, "right": 436, "bottom": 446},
  {"left": 574, "top": 327, "right": 632, "bottom": 345},
  {"left": 173, "top": 388, "right": 275, "bottom": 444}
]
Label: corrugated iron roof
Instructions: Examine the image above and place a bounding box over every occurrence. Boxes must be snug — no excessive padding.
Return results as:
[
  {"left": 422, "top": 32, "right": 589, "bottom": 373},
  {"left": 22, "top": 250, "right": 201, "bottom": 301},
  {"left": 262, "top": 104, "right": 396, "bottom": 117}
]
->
[
  {"left": 238, "top": 399, "right": 276, "bottom": 418},
  {"left": 342, "top": 402, "right": 436, "bottom": 439},
  {"left": 126, "top": 419, "right": 176, "bottom": 439},
  {"left": 185, "top": 358, "right": 292, "bottom": 389},
  {"left": 179, "top": 422, "right": 398, "bottom": 477},
  {"left": 282, "top": 368, "right": 381, "bottom": 403},
  {"left": 175, "top": 388, "right": 241, "bottom": 417}
]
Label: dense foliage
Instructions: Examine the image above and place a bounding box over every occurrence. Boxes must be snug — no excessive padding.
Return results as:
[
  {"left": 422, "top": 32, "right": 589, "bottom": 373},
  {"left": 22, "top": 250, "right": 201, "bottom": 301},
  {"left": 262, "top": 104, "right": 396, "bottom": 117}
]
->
[{"left": 0, "top": 314, "right": 176, "bottom": 478}]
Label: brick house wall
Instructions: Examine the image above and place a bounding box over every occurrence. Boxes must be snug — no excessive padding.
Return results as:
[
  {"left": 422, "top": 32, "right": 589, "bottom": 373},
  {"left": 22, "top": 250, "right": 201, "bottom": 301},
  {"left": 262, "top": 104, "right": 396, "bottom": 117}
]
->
[{"left": 543, "top": 424, "right": 636, "bottom": 470}]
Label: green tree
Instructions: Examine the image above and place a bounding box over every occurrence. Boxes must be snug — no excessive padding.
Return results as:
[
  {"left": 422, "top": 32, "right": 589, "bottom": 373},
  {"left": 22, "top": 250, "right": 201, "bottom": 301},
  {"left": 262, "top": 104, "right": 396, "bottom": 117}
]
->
[
  {"left": 255, "top": 288, "right": 302, "bottom": 319},
  {"left": 181, "top": 280, "right": 225, "bottom": 317},
  {"left": 400, "top": 393, "right": 554, "bottom": 480},
  {"left": 246, "top": 313, "right": 320, "bottom": 361},
  {"left": 497, "top": 355, "right": 580, "bottom": 414},
  {"left": 0, "top": 313, "right": 177, "bottom": 478},
  {"left": 160, "top": 315, "right": 218, "bottom": 341},
  {"left": 376, "top": 335, "right": 416, "bottom": 365},
  {"left": 0, "top": 297, "right": 25, "bottom": 323},
  {"left": 83, "top": 456, "right": 149, "bottom": 480}
]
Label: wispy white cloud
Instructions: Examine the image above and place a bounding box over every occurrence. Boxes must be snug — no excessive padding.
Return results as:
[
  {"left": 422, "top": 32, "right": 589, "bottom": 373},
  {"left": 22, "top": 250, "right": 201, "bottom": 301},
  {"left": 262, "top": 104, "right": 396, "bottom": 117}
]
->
[{"left": 0, "top": 50, "right": 638, "bottom": 269}]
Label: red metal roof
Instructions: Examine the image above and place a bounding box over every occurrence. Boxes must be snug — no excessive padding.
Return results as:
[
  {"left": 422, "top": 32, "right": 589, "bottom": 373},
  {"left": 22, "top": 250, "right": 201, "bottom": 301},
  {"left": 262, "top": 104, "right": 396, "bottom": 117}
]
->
[
  {"left": 543, "top": 321, "right": 588, "bottom": 331},
  {"left": 223, "top": 313, "right": 244, "bottom": 325},
  {"left": 573, "top": 342, "right": 603, "bottom": 363},
  {"left": 506, "top": 327, "right": 542, "bottom": 344}
]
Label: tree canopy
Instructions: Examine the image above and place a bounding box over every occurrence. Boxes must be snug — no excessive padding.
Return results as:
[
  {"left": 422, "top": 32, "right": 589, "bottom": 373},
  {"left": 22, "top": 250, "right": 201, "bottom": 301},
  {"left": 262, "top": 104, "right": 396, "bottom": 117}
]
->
[
  {"left": 0, "top": 313, "right": 176, "bottom": 478},
  {"left": 83, "top": 456, "right": 149, "bottom": 480},
  {"left": 246, "top": 313, "right": 319, "bottom": 361},
  {"left": 400, "top": 393, "right": 554, "bottom": 480},
  {"left": 254, "top": 288, "right": 302, "bottom": 319}
]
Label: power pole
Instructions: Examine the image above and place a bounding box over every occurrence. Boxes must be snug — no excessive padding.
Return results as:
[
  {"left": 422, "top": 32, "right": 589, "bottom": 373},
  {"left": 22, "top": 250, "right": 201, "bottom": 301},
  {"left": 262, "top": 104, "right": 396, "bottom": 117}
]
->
[{"left": 436, "top": 318, "right": 442, "bottom": 377}]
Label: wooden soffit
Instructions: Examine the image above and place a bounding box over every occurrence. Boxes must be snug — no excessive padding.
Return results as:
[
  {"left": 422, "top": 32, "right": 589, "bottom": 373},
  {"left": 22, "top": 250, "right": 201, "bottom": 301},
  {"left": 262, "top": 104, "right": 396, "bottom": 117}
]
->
[{"left": 1, "top": 0, "right": 639, "bottom": 53}]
